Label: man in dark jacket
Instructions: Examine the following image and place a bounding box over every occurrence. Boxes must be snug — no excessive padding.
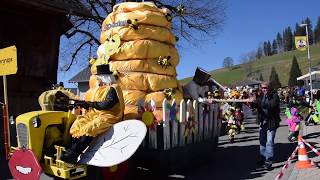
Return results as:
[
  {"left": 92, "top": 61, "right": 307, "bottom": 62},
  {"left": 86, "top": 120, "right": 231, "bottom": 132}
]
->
[{"left": 253, "top": 82, "right": 281, "bottom": 170}]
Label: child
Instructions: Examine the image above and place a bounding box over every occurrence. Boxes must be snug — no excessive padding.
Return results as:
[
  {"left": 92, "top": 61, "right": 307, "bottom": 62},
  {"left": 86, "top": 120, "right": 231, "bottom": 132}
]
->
[
  {"left": 226, "top": 108, "right": 238, "bottom": 143},
  {"left": 286, "top": 107, "right": 302, "bottom": 142}
]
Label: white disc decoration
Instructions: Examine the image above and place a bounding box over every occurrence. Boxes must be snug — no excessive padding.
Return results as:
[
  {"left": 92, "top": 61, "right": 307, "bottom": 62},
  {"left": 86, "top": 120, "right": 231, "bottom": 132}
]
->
[{"left": 78, "top": 120, "right": 147, "bottom": 167}]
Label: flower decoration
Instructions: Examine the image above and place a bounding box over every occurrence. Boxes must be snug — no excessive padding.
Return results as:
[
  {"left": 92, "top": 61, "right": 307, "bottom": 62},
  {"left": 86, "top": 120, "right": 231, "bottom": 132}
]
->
[
  {"left": 157, "top": 56, "right": 172, "bottom": 69},
  {"left": 137, "top": 100, "right": 162, "bottom": 130},
  {"left": 166, "top": 102, "right": 179, "bottom": 122}
]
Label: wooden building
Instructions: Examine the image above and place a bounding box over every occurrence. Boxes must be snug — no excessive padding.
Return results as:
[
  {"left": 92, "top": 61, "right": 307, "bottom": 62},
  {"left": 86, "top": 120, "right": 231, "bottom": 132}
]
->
[
  {"left": 0, "top": 0, "right": 91, "bottom": 178},
  {"left": 69, "top": 66, "right": 91, "bottom": 99}
]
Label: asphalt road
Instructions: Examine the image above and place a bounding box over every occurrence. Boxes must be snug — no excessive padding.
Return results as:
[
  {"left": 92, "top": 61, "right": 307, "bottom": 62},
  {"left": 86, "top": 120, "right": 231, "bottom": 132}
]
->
[{"left": 182, "top": 107, "right": 297, "bottom": 180}]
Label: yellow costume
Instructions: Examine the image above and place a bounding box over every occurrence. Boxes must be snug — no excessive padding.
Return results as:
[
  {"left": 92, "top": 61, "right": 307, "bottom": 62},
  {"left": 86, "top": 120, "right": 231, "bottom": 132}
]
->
[{"left": 70, "top": 84, "right": 124, "bottom": 138}]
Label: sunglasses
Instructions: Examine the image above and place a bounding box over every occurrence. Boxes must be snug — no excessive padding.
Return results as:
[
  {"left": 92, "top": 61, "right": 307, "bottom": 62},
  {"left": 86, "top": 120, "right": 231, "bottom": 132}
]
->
[{"left": 261, "top": 87, "right": 268, "bottom": 89}]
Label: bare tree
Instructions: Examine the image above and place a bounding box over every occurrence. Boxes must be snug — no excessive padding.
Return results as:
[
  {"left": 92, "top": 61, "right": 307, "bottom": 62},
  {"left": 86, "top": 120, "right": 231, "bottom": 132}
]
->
[
  {"left": 60, "top": 0, "right": 226, "bottom": 71},
  {"left": 222, "top": 57, "right": 234, "bottom": 69},
  {"left": 239, "top": 50, "right": 257, "bottom": 77}
]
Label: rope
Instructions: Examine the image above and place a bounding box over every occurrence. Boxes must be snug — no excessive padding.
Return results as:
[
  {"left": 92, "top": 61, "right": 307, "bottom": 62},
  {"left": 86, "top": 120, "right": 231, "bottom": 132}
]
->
[
  {"left": 301, "top": 137, "right": 320, "bottom": 156},
  {"left": 275, "top": 144, "right": 300, "bottom": 180}
]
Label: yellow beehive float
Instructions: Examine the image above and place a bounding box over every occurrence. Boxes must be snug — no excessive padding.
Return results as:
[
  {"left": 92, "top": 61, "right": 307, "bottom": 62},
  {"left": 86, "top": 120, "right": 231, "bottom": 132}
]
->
[
  {"left": 100, "top": 2, "right": 183, "bottom": 120},
  {"left": 86, "top": 1, "right": 221, "bottom": 173}
]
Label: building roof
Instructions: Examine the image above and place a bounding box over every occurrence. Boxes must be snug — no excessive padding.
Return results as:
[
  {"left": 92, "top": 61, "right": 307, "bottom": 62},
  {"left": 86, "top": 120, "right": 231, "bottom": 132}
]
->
[
  {"left": 9, "top": 0, "right": 92, "bottom": 18},
  {"left": 236, "top": 79, "right": 263, "bottom": 86},
  {"left": 69, "top": 66, "right": 91, "bottom": 83},
  {"left": 297, "top": 71, "right": 320, "bottom": 81}
]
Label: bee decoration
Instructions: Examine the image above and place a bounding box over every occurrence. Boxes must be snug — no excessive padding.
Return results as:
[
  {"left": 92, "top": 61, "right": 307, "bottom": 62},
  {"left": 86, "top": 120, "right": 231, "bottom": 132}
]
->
[
  {"left": 157, "top": 56, "right": 172, "bottom": 69},
  {"left": 163, "top": 88, "right": 176, "bottom": 100},
  {"left": 165, "top": 13, "right": 173, "bottom": 22},
  {"left": 176, "top": 4, "right": 186, "bottom": 16},
  {"left": 127, "top": 19, "right": 139, "bottom": 30}
]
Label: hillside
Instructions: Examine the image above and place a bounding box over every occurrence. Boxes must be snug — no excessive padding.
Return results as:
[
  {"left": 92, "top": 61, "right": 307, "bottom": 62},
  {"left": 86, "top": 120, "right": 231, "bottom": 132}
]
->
[{"left": 180, "top": 44, "right": 320, "bottom": 86}]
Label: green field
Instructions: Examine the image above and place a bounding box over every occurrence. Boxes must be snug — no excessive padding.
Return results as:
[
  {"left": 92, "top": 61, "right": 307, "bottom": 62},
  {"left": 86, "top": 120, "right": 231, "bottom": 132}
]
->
[{"left": 180, "top": 44, "right": 320, "bottom": 86}]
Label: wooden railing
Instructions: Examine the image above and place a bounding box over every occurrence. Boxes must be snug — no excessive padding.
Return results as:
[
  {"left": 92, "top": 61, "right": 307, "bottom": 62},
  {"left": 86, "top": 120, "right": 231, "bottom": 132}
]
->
[{"left": 142, "top": 99, "right": 220, "bottom": 150}]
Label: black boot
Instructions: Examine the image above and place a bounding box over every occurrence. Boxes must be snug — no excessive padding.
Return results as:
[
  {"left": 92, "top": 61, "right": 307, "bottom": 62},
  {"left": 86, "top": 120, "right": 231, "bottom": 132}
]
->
[{"left": 60, "top": 136, "right": 93, "bottom": 164}]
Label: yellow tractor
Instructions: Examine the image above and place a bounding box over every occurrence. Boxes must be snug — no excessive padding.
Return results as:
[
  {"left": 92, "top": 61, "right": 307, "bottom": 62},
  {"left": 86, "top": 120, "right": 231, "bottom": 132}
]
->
[
  {"left": 8, "top": 88, "right": 146, "bottom": 180},
  {"left": 9, "top": 89, "right": 87, "bottom": 179}
]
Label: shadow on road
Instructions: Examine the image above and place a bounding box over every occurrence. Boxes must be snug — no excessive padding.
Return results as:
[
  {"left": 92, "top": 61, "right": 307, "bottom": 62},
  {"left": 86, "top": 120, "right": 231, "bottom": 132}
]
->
[
  {"left": 183, "top": 141, "right": 296, "bottom": 180},
  {"left": 303, "top": 131, "right": 320, "bottom": 139}
]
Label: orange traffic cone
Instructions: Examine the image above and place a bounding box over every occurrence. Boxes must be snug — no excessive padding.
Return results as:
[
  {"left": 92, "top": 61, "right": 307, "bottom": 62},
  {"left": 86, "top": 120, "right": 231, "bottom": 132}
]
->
[{"left": 295, "top": 135, "right": 314, "bottom": 169}]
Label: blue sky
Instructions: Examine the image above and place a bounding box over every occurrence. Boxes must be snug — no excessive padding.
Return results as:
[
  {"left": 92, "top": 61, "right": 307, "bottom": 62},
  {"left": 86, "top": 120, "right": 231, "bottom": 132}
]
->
[{"left": 58, "top": 0, "right": 320, "bottom": 87}]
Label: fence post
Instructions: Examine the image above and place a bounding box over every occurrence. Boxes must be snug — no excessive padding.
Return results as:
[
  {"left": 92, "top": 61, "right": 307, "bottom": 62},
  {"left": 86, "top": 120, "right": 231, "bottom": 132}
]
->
[
  {"left": 179, "top": 100, "right": 186, "bottom": 147},
  {"left": 171, "top": 100, "right": 179, "bottom": 148},
  {"left": 186, "top": 100, "right": 193, "bottom": 144},
  {"left": 204, "top": 104, "right": 209, "bottom": 140},
  {"left": 198, "top": 103, "right": 204, "bottom": 141},
  {"left": 208, "top": 104, "right": 214, "bottom": 138},
  {"left": 193, "top": 100, "right": 199, "bottom": 142},
  {"left": 162, "top": 99, "right": 171, "bottom": 150},
  {"left": 213, "top": 104, "right": 219, "bottom": 138},
  {"left": 148, "top": 101, "right": 157, "bottom": 149}
]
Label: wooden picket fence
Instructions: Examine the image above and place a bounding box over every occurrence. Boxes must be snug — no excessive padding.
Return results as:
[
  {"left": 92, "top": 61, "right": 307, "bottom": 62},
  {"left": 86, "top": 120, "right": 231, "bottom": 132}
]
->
[{"left": 142, "top": 99, "right": 220, "bottom": 150}]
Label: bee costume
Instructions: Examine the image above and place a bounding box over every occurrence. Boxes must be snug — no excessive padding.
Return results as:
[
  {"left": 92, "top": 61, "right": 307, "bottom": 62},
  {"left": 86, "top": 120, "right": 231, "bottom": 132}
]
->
[{"left": 61, "top": 64, "right": 125, "bottom": 164}]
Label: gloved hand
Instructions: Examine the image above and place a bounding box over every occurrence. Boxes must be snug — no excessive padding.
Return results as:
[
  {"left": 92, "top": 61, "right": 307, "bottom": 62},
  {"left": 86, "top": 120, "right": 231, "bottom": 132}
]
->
[{"left": 75, "top": 100, "right": 92, "bottom": 110}]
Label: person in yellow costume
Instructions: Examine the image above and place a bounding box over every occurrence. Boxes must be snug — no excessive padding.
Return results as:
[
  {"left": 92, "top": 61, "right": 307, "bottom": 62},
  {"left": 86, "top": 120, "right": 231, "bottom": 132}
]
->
[{"left": 61, "top": 64, "right": 125, "bottom": 164}]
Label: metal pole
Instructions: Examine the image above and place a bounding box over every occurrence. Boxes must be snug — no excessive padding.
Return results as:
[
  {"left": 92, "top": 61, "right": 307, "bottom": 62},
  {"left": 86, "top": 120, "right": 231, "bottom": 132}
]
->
[
  {"left": 2, "top": 75, "right": 11, "bottom": 157},
  {"left": 306, "top": 25, "right": 313, "bottom": 103}
]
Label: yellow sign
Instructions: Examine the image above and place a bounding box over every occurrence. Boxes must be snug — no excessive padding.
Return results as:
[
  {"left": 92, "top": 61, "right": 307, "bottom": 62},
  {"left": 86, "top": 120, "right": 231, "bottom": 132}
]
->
[
  {"left": 0, "top": 46, "right": 18, "bottom": 76},
  {"left": 295, "top": 36, "right": 307, "bottom": 51}
]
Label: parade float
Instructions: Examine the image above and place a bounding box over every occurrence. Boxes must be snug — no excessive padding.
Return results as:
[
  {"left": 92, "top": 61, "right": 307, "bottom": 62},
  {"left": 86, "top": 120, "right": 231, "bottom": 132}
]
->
[
  {"left": 97, "top": 1, "right": 221, "bottom": 173},
  {"left": 6, "top": 1, "right": 221, "bottom": 179}
]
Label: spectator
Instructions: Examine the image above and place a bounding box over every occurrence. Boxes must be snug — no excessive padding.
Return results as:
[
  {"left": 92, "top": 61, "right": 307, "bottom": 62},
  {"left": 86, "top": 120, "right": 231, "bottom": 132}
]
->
[{"left": 252, "top": 82, "right": 281, "bottom": 170}]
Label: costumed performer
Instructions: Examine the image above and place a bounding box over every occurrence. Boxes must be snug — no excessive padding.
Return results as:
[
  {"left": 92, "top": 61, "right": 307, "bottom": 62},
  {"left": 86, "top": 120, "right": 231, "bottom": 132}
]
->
[{"left": 60, "top": 64, "right": 125, "bottom": 164}]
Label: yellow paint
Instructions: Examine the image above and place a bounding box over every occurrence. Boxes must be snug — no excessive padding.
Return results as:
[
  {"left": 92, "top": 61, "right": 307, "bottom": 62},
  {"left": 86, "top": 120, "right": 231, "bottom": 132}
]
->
[
  {"left": 15, "top": 111, "right": 76, "bottom": 160},
  {"left": 0, "top": 45, "right": 17, "bottom": 76}
]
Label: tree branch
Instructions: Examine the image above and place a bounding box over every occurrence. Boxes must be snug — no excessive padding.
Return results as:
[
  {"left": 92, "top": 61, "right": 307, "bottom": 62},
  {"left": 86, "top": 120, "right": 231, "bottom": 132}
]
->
[
  {"left": 65, "top": 39, "right": 93, "bottom": 71},
  {"left": 65, "top": 29, "right": 100, "bottom": 44}
]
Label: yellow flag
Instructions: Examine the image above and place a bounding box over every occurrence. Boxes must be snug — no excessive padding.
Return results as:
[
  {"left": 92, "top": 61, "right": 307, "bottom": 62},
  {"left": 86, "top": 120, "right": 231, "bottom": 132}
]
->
[
  {"left": 295, "top": 36, "right": 307, "bottom": 51},
  {"left": 0, "top": 46, "right": 17, "bottom": 76}
]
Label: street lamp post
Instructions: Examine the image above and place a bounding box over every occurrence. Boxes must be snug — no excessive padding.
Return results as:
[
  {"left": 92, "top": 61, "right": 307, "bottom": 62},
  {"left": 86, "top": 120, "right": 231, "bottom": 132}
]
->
[{"left": 300, "top": 23, "right": 312, "bottom": 103}]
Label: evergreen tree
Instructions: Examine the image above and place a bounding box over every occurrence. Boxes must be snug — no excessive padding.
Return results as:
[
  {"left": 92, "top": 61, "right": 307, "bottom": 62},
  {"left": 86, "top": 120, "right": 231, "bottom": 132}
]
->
[
  {"left": 263, "top": 41, "right": 268, "bottom": 56},
  {"left": 283, "top": 27, "right": 293, "bottom": 51},
  {"left": 283, "top": 29, "right": 288, "bottom": 51},
  {"left": 305, "top": 17, "right": 314, "bottom": 45},
  {"left": 256, "top": 47, "right": 263, "bottom": 59},
  {"left": 269, "top": 66, "right": 282, "bottom": 90},
  {"left": 288, "top": 56, "right": 303, "bottom": 87},
  {"left": 272, "top": 40, "right": 278, "bottom": 55},
  {"left": 314, "top": 16, "right": 320, "bottom": 44},
  {"left": 276, "top": 32, "right": 283, "bottom": 52},
  {"left": 259, "top": 73, "right": 264, "bottom": 81},
  {"left": 294, "top": 23, "right": 305, "bottom": 36},
  {"left": 267, "top": 41, "right": 272, "bottom": 56}
]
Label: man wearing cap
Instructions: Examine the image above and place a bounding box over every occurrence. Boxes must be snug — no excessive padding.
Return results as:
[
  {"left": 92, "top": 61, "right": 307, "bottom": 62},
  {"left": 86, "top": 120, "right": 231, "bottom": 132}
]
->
[
  {"left": 60, "top": 64, "right": 124, "bottom": 164},
  {"left": 253, "top": 82, "right": 280, "bottom": 170}
]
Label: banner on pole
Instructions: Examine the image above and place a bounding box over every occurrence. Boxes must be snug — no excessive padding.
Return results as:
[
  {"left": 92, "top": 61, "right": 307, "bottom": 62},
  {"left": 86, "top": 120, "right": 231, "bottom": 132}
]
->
[
  {"left": 0, "top": 46, "right": 17, "bottom": 76},
  {"left": 295, "top": 36, "right": 307, "bottom": 51}
]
